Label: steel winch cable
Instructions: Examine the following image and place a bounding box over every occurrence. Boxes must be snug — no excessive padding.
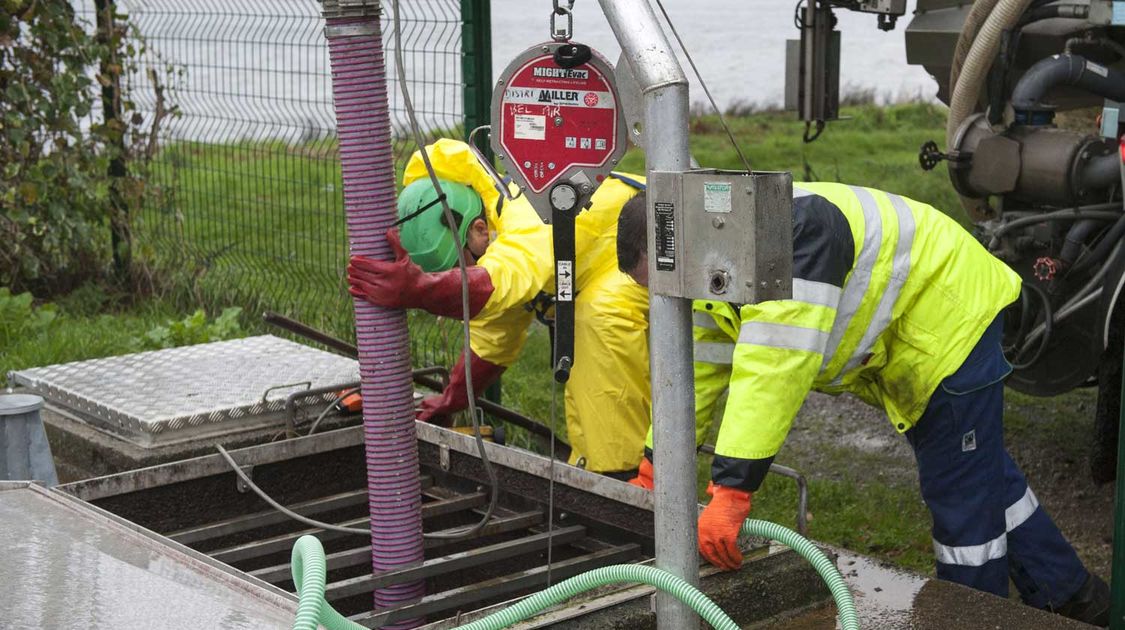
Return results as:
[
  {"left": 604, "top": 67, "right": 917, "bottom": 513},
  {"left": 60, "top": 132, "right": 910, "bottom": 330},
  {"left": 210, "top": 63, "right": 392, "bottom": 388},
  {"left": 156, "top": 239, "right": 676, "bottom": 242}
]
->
[
  {"left": 653, "top": 0, "right": 753, "bottom": 172},
  {"left": 307, "top": 388, "right": 359, "bottom": 436},
  {"left": 390, "top": 0, "right": 499, "bottom": 540},
  {"left": 216, "top": 444, "right": 370, "bottom": 536},
  {"left": 546, "top": 367, "right": 559, "bottom": 586}
]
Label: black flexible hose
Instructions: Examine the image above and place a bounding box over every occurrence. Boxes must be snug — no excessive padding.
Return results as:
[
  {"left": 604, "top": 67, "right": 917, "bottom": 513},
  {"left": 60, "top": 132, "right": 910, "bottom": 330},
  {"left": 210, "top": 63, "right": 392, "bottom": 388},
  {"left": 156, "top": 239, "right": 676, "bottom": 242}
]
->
[
  {"left": 1071, "top": 212, "right": 1125, "bottom": 276},
  {"left": 1060, "top": 219, "right": 1112, "bottom": 266},
  {"left": 1011, "top": 53, "right": 1125, "bottom": 113},
  {"left": 1003, "top": 291, "right": 1034, "bottom": 357},
  {"left": 1008, "top": 283, "right": 1054, "bottom": 370},
  {"left": 991, "top": 204, "right": 1121, "bottom": 238}
]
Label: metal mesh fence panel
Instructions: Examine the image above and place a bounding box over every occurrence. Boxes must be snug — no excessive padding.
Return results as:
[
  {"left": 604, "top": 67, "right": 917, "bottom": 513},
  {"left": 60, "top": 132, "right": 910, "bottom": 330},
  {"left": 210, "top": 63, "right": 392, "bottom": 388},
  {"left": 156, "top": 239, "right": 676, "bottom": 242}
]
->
[{"left": 74, "top": 0, "right": 471, "bottom": 368}]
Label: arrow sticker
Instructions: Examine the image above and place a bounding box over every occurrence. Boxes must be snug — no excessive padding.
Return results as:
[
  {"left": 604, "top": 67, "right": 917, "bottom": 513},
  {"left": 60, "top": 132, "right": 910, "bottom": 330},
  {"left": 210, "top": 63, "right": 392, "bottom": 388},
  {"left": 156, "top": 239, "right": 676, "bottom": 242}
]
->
[{"left": 557, "top": 260, "right": 574, "bottom": 302}]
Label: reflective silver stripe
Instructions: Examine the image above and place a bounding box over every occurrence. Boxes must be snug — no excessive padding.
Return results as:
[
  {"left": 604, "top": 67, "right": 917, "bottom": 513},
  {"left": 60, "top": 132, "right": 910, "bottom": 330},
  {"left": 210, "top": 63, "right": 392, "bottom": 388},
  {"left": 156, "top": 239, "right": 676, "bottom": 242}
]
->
[
  {"left": 834, "top": 192, "right": 916, "bottom": 380},
  {"left": 694, "top": 341, "right": 735, "bottom": 365},
  {"left": 932, "top": 533, "right": 1007, "bottom": 567},
  {"left": 1005, "top": 486, "right": 1040, "bottom": 532},
  {"left": 820, "top": 186, "right": 882, "bottom": 373},
  {"left": 738, "top": 321, "right": 829, "bottom": 354},
  {"left": 792, "top": 278, "right": 842, "bottom": 309},
  {"left": 692, "top": 312, "right": 721, "bottom": 330},
  {"left": 793, "top": 187, "right": 814, "bottom": 198},
  {"left": 932, "top": 487, "right": 1040, "bottom": 568}
]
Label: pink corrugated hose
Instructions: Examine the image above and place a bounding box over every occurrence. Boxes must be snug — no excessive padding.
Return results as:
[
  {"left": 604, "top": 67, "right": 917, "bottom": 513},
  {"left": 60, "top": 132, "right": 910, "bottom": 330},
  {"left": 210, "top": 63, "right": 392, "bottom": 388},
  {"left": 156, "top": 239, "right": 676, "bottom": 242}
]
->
[{"left": 325, "top": 11, "right": 424, "bottom": 629}]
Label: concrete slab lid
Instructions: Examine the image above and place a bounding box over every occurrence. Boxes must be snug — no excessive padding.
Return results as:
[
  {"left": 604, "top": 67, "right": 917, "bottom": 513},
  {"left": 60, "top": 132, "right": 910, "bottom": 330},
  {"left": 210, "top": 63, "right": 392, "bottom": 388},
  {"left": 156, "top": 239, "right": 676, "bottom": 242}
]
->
[
  {"left": 0, "top": 481, "right": 297, "bottom": 629},
  {"left": 0, "top": 393, "right": 44, "bottom": 416}
]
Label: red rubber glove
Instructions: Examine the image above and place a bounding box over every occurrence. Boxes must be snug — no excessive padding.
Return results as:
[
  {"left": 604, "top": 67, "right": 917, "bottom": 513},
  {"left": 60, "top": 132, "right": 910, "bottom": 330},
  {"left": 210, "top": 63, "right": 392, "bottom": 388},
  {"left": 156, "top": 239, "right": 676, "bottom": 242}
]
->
[
  {"left": 628, "top": 457, "right": 654, "bottom": 490},
  {"left": 417, "top": 349, "right": 505, "bottom": 426},
  {"left": 347, "top": 229, "right": 494, "bottom": 319},
  {"left": 698, "top": 482, "right": 753, "bottom": 571}
]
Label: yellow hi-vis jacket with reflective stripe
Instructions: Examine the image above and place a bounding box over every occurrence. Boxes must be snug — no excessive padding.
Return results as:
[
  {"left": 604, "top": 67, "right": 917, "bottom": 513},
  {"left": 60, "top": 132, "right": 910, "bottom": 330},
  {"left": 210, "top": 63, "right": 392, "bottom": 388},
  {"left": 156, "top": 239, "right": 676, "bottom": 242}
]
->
[
  {"left": 691, "top": 183, "right": 1022, "bottom": 492},
  {"left": 403, "top": 139, "right": 650, "bottom": 473}
]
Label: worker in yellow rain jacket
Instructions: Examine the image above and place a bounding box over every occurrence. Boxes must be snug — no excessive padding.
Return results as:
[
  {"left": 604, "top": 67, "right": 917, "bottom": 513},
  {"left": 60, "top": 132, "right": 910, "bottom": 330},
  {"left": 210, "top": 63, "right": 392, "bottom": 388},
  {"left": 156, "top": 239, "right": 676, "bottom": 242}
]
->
[
  {"left": 616, "top": 184, "right": 1109, "bottom": 625},
  {"left": 348, "top": 139, "right": 650, "bottom": 477}
]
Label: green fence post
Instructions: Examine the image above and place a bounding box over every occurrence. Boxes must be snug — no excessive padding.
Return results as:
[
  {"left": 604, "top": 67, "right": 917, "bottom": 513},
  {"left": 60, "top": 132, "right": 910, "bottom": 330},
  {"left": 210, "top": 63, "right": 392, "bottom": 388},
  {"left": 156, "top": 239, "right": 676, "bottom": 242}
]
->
[
  {"left": 95, "top": 0, "right": 132, "bottom": 282},
  {"left": 462, "top": 0, "right": 498, "bottom": 405},
  {"left": 461, "top": 0, "right": 492, "bottom": 160},
  {"left": 1113, "top": 336, "right": 1125, "bottom": 629}
]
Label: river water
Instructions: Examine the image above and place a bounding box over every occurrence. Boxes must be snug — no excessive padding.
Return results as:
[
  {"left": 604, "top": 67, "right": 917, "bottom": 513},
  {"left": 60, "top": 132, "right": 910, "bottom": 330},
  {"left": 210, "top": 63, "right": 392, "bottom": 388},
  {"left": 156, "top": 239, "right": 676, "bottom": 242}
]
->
[
  {"left": 108, "top": 0, "right": 935, "bottom": 143},
  {"left": 491, "top": 0, "right": 937, "bottom": 110}
]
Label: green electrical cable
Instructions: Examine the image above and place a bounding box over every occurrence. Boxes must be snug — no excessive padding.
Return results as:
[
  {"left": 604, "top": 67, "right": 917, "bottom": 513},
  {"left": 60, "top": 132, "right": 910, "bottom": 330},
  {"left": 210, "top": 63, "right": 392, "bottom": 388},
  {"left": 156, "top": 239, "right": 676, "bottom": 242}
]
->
[{"left": 290, "top": 518, "right": 860, "bottom": 630}]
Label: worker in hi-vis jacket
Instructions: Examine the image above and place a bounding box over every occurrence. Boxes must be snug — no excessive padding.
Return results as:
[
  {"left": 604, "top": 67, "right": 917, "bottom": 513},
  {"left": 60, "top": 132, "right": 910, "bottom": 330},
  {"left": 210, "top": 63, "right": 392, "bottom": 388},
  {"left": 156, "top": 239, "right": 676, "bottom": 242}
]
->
[
  {"left": 615, "top": 184, "right": 1108, "bottom": 626},
  {"left": 348, "top": 139, "right": 650, "bottom": 478}
]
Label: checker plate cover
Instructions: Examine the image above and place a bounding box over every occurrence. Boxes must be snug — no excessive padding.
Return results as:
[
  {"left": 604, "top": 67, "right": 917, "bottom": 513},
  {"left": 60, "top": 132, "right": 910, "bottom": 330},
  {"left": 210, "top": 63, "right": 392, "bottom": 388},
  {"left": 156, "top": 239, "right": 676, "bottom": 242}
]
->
[{"left": 10, "top": 335, "right": 359, "bottom": 443}]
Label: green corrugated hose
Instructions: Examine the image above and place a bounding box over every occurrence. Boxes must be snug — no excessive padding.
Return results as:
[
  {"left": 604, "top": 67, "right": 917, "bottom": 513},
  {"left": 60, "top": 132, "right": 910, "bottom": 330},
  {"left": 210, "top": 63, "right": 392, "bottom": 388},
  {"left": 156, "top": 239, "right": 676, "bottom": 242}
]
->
[
  {"left": 290, "top": 518, "right": 859, "bottom": 630},
  {"left": 291, "top": 535, "right": 357, "bottom": 630},
  {"left": 741, "top": 518, "right": 859, "bottom": 630}
]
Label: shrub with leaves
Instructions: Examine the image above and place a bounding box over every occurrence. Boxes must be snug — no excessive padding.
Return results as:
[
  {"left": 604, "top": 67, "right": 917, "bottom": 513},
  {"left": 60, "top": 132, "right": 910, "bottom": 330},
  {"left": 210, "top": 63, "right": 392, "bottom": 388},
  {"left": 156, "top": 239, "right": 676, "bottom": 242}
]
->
[
  {"left": 0, "top": 287, "right": 57, "bottom": 349},
  {"left": 141, "top": 306, "right": 244, "bottom": 349},
  {"left": 1, "top": 2, "right": 109, "bottom": 291},
  {"left": 0, "top": 2, "right": 177, "bottom": 293}
]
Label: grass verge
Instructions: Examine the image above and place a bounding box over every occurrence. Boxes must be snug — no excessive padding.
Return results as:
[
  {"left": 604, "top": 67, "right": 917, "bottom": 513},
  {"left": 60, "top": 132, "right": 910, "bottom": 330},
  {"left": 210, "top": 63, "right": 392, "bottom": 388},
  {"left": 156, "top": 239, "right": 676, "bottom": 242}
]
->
[{"left": 7, "top": 102, "right": 1031, "bottom": 577}]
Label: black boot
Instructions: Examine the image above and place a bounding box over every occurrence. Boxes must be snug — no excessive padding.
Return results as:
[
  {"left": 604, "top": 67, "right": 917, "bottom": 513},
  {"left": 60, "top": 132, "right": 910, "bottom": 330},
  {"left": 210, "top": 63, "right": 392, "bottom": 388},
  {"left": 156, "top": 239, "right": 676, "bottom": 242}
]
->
[{"left": 1055, "top": 573, "right": 1111, "bottom": 627}]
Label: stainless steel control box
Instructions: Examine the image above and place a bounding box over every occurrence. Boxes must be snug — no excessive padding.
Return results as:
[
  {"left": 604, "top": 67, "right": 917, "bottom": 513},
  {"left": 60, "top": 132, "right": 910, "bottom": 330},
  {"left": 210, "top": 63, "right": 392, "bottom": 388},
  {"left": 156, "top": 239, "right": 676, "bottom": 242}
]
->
[{"left": 647, "top": 170, "right": 793, "bottom": 304}]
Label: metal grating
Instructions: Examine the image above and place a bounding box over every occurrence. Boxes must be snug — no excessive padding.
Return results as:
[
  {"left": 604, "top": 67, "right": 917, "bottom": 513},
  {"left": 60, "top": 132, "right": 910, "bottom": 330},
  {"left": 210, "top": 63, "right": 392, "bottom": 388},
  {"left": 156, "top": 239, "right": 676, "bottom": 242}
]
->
[{"left": 59, "top": 425, "right": 658, "bottom": 627}]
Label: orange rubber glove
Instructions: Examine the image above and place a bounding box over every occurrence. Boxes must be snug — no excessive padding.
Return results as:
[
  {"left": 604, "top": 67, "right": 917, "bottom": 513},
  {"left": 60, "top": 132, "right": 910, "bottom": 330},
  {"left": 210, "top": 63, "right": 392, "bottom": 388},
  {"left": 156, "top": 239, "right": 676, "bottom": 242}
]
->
[
  {"left": 628, "top": 457, "right": 654, "bottom": 490},
  {"left": 697, "top": 482, "right": 752, "bottom": 571}
]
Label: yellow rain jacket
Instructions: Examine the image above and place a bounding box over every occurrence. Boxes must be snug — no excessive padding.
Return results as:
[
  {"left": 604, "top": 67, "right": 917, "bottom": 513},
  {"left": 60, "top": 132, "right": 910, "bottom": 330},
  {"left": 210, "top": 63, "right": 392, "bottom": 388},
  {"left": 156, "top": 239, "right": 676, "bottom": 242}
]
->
[
  {"left": 403, "top": 139, "right": 650, "bottom": 473},
  {"left": 646, "top": 183, "right": 1021, "bottom": 491}
]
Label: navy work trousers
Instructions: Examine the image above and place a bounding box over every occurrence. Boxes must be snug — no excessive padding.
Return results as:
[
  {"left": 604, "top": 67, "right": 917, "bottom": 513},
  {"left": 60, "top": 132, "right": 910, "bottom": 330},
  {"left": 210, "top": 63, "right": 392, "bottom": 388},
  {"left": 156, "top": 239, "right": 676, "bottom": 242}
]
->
[{"left": 905, "top": 317, "right": 1089, "bottom": 609}]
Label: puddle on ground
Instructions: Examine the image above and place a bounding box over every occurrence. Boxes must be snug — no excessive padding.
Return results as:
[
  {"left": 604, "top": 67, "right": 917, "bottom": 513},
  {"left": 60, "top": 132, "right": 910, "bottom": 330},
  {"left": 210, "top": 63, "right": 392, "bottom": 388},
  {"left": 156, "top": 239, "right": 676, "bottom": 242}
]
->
[
  {"left": 837, "top": 550, "right": 926, "bottom": 613},
  {"left": 760, "top": 550, "right": 1078, "bottom": 630},
  {"left": 746, "top": 549, "right": 928, "bottom": 629}
]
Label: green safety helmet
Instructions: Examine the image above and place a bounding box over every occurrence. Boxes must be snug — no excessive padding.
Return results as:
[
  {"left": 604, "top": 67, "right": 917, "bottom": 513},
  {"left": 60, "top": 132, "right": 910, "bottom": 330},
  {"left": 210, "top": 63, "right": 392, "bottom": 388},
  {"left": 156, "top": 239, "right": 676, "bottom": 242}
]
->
[{"left": 396, "top": 179, "right": 485, "bottom": 272}]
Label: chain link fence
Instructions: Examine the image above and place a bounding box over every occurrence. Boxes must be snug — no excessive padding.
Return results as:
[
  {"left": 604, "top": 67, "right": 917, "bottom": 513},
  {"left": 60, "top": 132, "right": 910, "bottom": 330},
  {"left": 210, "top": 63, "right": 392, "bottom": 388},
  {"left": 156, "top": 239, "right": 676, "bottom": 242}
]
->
[{"left": 74, "top": 0, "right": 489, "bottom": 369}]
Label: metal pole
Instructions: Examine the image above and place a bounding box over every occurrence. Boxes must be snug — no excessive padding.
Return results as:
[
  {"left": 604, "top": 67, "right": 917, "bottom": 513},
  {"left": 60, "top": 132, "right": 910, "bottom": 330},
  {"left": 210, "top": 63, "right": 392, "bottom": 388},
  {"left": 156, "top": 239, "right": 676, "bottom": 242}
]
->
[
  {"left": 1112, "top": 335, "right": 1125, "bottom": 629},
  {"left": 598, "top": 2, "right": 697, "bottom": 628}
]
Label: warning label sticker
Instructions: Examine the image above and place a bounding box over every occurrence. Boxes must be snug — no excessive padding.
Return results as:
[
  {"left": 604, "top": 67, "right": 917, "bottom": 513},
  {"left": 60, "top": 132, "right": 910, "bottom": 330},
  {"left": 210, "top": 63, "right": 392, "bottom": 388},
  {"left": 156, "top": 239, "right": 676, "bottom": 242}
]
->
[
  {"left": 497, "top": 50, "right": 620, "bottom": 193},
  {"left": 514, "top": 114, "right": 546, "bottom": 140},
  {"left": 557, "top": 260, "right": 574, "bottom": 301},
  {"left": 704, "top": 182, "right": 732, "bottom": 213},
  {"left": 502, "top": 88, "right": 616, "bottom": 109},
  {"left": 655, "top": 201, "right": 676, "bottom": 271}
]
